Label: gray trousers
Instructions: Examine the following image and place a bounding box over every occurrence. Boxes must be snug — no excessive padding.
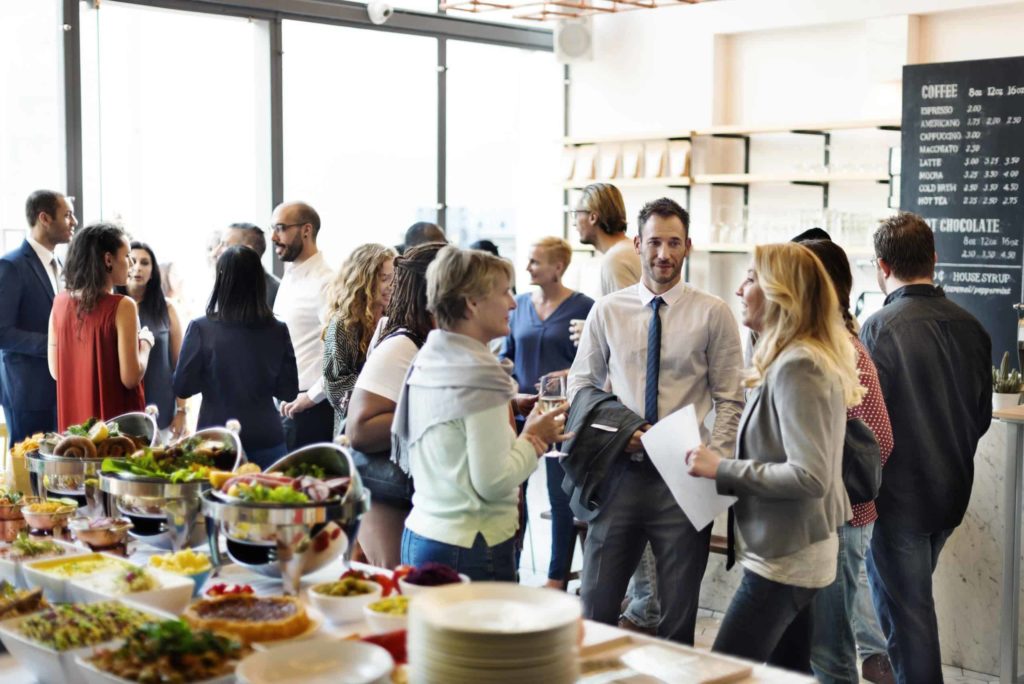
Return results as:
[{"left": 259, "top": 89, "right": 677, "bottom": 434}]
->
[{"left": 580, "top": 458, "right": 711, "bottom": 644}]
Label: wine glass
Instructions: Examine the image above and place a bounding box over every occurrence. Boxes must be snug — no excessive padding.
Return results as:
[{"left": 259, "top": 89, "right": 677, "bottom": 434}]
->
[{"left": 539, "top": 374, "right": 568, "bottom": 458}]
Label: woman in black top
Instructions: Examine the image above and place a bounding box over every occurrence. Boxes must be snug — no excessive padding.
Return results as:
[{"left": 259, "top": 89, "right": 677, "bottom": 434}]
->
[
  {"left": 173, "top": 246, "right": 298, "bottom": 468},
  {"left": 116, "top": 242, "right": 186, "bottom": 438}
]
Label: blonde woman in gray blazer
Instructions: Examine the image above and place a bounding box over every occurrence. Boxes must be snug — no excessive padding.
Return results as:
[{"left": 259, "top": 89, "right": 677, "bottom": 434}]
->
[{"left": 688, "top": 242, "right": 862, "bottom": 671}]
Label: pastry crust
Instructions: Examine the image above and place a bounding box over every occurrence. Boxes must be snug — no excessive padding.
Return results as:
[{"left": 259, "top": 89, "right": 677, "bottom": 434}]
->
[{"left": 182, "top": 595, "right": 310, "bottom": 644}]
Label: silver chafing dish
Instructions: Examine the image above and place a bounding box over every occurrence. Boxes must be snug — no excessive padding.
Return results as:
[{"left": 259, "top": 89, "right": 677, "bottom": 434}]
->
[
  {"left": 26, "top": 408, "right": 160, "bottom": 517},
  {"left": 100, "top": 422, "right": 245, "bottom": 551},
  {"left": 201, "top": 441, "right": 370, "bottom": 595}
]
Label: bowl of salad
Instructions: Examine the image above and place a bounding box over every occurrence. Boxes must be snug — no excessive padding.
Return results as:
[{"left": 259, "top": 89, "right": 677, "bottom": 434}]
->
[
  {"left": 395, "top": 562, "right": 470, "bottom": 597},
  {"left": 309, "top": 570, "right": 389, "bottom": 624},
  {"left": 77, "top": 618, "right": 249, "bottom": 684}
]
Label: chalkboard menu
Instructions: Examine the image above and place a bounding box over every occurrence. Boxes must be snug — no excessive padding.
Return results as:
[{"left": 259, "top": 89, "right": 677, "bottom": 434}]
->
[{"left": 901, "top": 56, "right": 1024, "bottom": 366}]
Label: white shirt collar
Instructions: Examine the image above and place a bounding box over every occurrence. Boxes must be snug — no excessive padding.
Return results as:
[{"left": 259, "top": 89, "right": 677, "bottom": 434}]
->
[
  {"left": 26, "top": 236, "right": 56, "bottom": 265},
  {"left": 284, "top": 250, "right": 325, "bottom": 278},
  {"left": 637, "top": 278, "right": 686, "bottom": 307}
]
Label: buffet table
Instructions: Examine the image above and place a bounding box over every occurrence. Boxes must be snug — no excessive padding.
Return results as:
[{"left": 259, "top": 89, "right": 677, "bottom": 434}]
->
[{"left": 0, "top": 545, "right": 813, "bottom": 683}]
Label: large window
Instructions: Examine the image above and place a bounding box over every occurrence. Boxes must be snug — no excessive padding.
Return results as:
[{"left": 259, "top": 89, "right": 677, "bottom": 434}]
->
[
  {"left": 283, "top": 22, "right": 437, "bottom": 265},
  {"left": 80, "top": 1, "right": 271, "bottom": 315},
  {"left": 0, "top": 1, "right": 64, "bottom": 248},
  {"left": 446, "top": 41, "right": 563, "bottom": 274}
]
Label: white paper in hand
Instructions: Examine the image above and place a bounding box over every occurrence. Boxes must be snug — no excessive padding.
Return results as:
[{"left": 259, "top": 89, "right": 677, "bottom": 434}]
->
[{"left": 641, "top": 405, "right": 736, "bottom": 532}]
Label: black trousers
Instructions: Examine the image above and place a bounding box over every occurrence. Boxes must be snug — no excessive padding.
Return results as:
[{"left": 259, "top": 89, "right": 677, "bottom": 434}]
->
[{"left": 281, "top": 399, "right": 334, "bottom": 451}]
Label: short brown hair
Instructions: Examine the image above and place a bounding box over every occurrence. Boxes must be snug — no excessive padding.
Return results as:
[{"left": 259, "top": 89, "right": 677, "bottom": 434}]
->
[
  {"left": 532, "top": 236, "right": 573, "bottom": 269},
  {"left": 637, "top": 197, "right": 689, "bottom": 239},
  {"left": 873, "top": 212, "right": 935, "bottom": 280},
  {"left": 427, "top": 245, "right": 514, "bottom": 330},
  {"left": 579, "top": 183, "right": 628, "bottom": 235}
]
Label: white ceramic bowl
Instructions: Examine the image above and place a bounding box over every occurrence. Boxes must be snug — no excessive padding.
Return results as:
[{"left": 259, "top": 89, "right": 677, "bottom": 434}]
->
[
  {"left": 76, "top": 654, "right": 235, "bottom": 684},
  {"left": 69, "top": 567, "right": 195, "bottom": 615},
  {"left": 236, "top": 637, "right": 393, "bottom": 684},
  {"left": 308, "top": 579, "right": 383, "bottom": 624},
  {"left": 398, "top": 573, "right": 470, "bottom": 597},
  {"left": 22, "top": 552, "right": 130, "bottom": 602},
  {"left": 0, "top": 602, "right": 171, "bottom": 684},
  {"left": 362, "top": 599, "right": 409, "bottom": 634},
  {"left": 0, "top": 538, "right": 83, "bottom": 589},
  {"left": 0, "top": 612, "right": 97, "bottom": 684}
]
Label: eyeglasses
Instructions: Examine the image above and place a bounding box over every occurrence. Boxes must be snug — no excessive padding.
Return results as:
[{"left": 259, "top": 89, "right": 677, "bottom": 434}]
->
[
  {"left": 269, "top": 222, "right": 305, "bottom": 235},
  {"left": 568, "top": 209, "right": 591, "bottom": 216},
  {"left": 870, "top": 257, "right": 880, "bottom": 268}
]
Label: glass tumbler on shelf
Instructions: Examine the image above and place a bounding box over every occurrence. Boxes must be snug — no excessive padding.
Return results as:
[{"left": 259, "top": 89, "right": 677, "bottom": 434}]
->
[{"left": 538, "top": 373, "right": 568, "bottom": 458}]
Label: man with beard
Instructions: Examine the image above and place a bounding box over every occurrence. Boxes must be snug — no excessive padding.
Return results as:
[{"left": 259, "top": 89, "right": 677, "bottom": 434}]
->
[
  {"left": 567, "top": 197, "right": 744, "bottom": 644},
  {"left": 270, "top": 201, "right": 335, "bottom": 449},
  {"left": 0, "top": 190, "right": 77, "bottom": 442}
]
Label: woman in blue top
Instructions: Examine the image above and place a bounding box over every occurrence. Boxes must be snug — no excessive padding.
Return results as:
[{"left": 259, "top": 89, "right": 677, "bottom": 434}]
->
[
  {"left": 173, "top": 246, "right": 299, "bottom": 468},
  {"left": 501, "top": 236, "right": 593, "bottom": 589}
]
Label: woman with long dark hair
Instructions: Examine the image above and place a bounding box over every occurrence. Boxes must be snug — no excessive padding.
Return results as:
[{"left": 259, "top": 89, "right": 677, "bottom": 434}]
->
[
  {"left": 115, "top": 242, "right": 186, "bottom": 438},
  {"left": 172, "top": 246, "right": 298, "bottom": 468},
  {"left": 48, "top": 223, "right": 151, "bottom": 430}
]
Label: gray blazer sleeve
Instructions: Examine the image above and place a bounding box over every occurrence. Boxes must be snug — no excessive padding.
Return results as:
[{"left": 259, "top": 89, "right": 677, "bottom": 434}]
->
[{"left": 716, "top": 354, "right": 838, "bottom": 499}]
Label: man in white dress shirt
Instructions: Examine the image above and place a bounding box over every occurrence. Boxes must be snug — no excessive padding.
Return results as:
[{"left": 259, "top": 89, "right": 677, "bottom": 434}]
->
[
  {"left": 568, "top": 197, "right": 744, "bottom": 644},
  {"left": 0, "top": 190, "right": 76, "bottom": 443},
  {"left": 271, "top": 201, "right": 335, "bottom": 450}
]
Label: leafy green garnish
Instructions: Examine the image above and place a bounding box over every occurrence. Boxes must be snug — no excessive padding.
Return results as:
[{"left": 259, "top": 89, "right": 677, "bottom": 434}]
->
[
  {"left": 283, "top": 462, "right": 326, "bottom": 479},
  {"left": 233, "top": 483, "right": 310, "bottom": 504}
]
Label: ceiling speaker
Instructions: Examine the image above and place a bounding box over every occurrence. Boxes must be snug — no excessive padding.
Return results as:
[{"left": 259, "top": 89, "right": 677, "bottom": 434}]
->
[{"left": 555, "top": 17, "right": 593, "bottom": 63}]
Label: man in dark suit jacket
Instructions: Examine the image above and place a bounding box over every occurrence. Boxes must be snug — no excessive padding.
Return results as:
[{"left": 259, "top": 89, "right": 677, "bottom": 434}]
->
[
  {"left": 217, "top": 223, "right": 280, "bottom": 308},
  {"left": 0, "top": 190, "right": 76, "bottom": 442}
]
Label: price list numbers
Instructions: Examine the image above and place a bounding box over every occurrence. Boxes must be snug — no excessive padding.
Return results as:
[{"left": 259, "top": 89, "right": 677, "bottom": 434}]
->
[{"left": 914, "top": 80, "right": 1023, "bottom": 209}]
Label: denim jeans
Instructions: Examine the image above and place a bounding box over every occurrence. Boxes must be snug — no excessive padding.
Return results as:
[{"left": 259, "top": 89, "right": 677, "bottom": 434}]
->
[
  {"left": 400, "top": 528, "right": 517, "bottom": 582},
  {"left": 866, "top": 518, "right": 953, "bottom": 684},
  {"left": 621, "top": 544, "right": 660, "bottom": 629},
  {"left": 545, "top": 457, "right": 576, "bottom": 582},
  {"left": 810, "top": 522, "right": 888, "bottom": 683},
  {"left": 713, "top": 569, "right": 818, "bottom": 672}
]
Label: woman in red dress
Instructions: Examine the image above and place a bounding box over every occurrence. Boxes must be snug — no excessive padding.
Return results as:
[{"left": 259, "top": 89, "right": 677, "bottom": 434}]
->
[{"left": 47, "top": 223, "right": 153, "bottom": 430}]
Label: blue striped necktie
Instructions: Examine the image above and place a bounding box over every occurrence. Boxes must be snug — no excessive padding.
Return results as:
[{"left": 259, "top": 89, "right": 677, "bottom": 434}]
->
[{"left": 645, "top": 296, "right": 664, "bottom": 425}]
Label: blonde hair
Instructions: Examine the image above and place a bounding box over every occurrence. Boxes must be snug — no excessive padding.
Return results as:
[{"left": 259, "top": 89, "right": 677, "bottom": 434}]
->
[
  {"left": 747, "top": 243, "right": 865, "bottom": 408},
  {"left": 324, "top": 243, "right": 396, "bottom": 355},
  {"left": 427, "top": 245, "right": 514, "bottom": 330},
  {"left": 532, "top": 236, "right": 573, "bottom": 270},
  {"left": 580, "top": 183, "right": 628, "bottom": 235}
]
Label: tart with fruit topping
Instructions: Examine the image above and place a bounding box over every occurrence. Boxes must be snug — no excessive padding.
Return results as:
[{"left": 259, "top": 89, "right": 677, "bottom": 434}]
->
[{"left": 182, "top": 594, "right": 310, "bottom": 644}]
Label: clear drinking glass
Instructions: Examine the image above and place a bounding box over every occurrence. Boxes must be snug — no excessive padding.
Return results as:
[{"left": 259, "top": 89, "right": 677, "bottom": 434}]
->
[{"left": 538, "top": 374, "right": 568, "bottom": 458}]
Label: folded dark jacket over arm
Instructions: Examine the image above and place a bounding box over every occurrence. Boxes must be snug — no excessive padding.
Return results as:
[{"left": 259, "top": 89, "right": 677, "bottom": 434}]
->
[{"left": 560, "top": 386, "right": 647, "bottom": 521}]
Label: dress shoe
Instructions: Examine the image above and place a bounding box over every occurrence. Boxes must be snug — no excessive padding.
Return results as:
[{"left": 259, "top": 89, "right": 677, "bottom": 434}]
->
[
  {"left": 617, "top": 616, "right": 657, "bottom": 636},
  {"left": 861, "top": 653, "right": 896, "bottom": 684}
]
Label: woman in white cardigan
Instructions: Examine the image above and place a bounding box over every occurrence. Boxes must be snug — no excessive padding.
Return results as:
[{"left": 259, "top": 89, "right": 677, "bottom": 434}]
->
[
  {"left": 687, "top": 242, "right": 863, "bottom": 671},
  {"left": 392, "top": 245, "right": 570, "bottom": 581}
]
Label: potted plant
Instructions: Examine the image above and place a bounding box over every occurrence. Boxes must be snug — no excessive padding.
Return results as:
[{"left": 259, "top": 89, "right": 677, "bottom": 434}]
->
[{"left": 992, "top": 351, "right": 1023, "bottom": 410}]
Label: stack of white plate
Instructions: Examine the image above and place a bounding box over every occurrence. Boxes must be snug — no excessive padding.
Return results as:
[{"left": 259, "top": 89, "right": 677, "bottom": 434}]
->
[{"left": 408, "top": 582, "right": 581, "bottom": 684}]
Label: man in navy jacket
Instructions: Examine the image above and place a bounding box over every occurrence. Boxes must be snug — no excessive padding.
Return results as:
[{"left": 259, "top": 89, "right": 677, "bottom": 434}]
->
[{"left": 0, "top": 190, "right": 76, "bottom": 442}]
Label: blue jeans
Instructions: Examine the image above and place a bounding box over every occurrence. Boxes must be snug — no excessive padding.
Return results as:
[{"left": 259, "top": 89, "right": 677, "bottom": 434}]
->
[
  {"left": 811, "top": 522, "right": 889, "bottom": 683},
  {"left": 713, "top": 569, "right": 817, "bottom": 672},
  {"left": 401, "top": 528, "right": 517, "bottom": 582},
  {"left": 245, "top": 443, "right": 288, "bottom": 470},
  {"left": 621, "top": 544, "right": 660, "bottom": 628},
  {"left": 545, "top": 457, "right": 576, "bottom": 582},
  {"left": 866, "top": 518, "right": 953, "bottom": 684}
]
